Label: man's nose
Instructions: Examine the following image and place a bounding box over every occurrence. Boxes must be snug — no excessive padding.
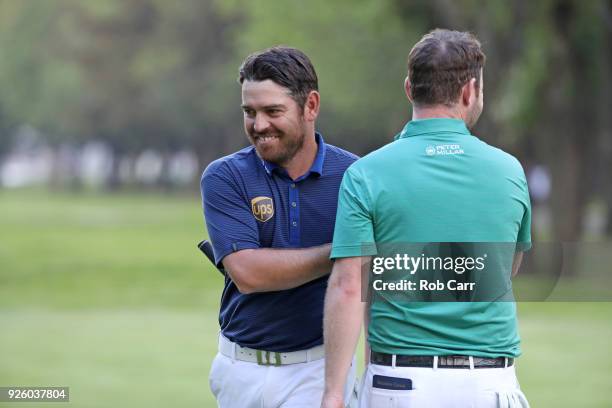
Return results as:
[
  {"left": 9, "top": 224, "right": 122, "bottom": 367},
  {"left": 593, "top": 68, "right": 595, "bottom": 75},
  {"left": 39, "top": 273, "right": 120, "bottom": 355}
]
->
[{"left": 253, "top": 114, "right": 270, "bottom": 133}]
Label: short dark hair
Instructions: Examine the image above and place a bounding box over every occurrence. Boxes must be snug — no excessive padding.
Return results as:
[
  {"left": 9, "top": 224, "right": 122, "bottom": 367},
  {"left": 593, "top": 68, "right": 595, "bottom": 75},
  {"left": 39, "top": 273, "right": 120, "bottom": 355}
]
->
[
  {"left": 408, "top": 29, "right": 486, "bottom": 107},
  {"left": 238, "top": 46, "right": 319, "bottom": 108}
]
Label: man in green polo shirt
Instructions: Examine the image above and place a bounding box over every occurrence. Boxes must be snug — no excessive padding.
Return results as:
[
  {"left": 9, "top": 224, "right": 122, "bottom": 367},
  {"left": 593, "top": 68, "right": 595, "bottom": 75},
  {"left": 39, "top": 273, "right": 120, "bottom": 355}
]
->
[{"left": 320, "top": 29, "right": 531, "bottom": 408}]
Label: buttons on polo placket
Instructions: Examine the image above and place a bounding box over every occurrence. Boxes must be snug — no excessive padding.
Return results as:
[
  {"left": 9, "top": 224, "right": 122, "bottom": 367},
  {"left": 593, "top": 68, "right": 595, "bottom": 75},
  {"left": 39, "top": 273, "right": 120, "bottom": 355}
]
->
[{"left": 289, "top": 182, "right": 300, "bottom": 245}]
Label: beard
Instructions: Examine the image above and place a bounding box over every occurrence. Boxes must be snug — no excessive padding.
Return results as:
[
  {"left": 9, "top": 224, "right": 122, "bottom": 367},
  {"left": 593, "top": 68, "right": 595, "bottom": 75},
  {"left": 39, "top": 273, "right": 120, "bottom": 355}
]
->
[{"left": 250, "top": 126, "right": 306, "bottom": 166}]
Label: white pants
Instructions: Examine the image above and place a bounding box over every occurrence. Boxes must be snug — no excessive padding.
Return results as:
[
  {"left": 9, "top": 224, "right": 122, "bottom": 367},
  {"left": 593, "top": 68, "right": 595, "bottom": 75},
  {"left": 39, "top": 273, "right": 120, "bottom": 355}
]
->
[
  {"left": 209, "top": 352, "right": 357, "bottom": 408},
  {"left": 358, "top": 362, "right": 529, "bottom": 408}
]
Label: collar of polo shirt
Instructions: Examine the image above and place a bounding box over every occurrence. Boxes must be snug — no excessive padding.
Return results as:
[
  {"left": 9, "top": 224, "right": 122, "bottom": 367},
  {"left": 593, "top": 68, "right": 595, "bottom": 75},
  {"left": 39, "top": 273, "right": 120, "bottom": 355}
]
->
[{"left": 394, "top": 118, "right": 473, "bottom": 140}]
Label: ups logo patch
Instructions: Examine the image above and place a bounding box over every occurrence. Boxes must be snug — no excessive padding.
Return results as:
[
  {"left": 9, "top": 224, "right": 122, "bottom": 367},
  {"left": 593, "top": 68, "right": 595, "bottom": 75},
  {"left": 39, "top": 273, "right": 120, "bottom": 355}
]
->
[{"left": 251, "top": 196, "right": 274, "bottom": 222}]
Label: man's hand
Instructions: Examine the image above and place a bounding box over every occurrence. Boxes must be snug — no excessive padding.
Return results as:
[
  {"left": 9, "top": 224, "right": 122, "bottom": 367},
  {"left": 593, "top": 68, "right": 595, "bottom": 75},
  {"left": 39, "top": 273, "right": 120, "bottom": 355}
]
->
[{"left": 320, "top": 392, "right": 344, "bottom": 408}]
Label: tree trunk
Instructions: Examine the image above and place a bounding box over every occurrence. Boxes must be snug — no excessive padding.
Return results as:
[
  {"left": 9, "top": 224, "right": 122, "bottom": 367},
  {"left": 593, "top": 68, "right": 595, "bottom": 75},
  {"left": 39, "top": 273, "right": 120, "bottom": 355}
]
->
[
  {"left": 544, "top": 0, "right": 593, "bottom": 275},
  {"left": 603, "top": 0, "right": 612, "bottom": 236}
]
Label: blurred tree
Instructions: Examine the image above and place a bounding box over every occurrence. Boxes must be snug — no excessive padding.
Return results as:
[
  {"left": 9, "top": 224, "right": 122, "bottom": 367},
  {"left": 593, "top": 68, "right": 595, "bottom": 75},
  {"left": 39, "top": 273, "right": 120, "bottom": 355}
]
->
[
  {"left": 396, "top": 0, "right": 611, "bottom": 248},
  {"left": 56, "top": 0, "right": 242, "bottom": 187},
  {"left": 0, "top": 0, "right": 610, "bottom": 244},
  {"left": 223, "top": 0, "right": 421, "bottom": 154},
  {"left": 0, "top": 0, "right": 80, "bottom": 143},
  {"left": 602, "top": 0, "right": 612, "bottom": 235},
  {"left": 519, "top": 0, "right": 607, "bottom": 248},
  {"left": 0, "top": 106, "right": 12, "bottom": 159},
  {"left": 0, "top": 0, "right": 242, "bottom": 187}
]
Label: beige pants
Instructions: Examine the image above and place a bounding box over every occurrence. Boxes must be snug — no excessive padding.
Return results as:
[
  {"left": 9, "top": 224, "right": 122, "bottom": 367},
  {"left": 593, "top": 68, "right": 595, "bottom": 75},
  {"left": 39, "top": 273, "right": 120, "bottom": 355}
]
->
[
  {"left": 209, "top": 352, "right": 357, "bottom": 408},
  {"left": 358, "top": 362, "right": 529, "bottom": 408}
]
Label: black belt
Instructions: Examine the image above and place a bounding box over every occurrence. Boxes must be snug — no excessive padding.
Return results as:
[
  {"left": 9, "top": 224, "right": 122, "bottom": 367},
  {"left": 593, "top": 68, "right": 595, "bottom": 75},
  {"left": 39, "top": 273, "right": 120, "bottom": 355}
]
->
[{"left": 371, "top": 351, "right": 513, "bottom": 369}]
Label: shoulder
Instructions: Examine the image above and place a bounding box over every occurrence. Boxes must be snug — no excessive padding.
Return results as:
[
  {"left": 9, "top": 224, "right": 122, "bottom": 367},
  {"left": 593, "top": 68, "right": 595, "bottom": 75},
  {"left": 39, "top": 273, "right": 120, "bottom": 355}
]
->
[
  {"left": 201, "top": 146, "right": 257, "bottom": 183},
  {"left": 472, "top": 137, "right": 526, "bottom": 177},
  {"left": 325, "top": 143, "right": 359, "bottom": 163},
  {"left": 325, "top": 143, "right": 360, "bottom": 162},
  {"left": 322, "top": 142, "right": 359, "bottom": 174}
]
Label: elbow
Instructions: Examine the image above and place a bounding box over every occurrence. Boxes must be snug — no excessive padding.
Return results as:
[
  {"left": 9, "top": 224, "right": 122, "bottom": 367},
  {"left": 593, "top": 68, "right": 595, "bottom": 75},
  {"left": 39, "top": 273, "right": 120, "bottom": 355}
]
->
[
  {"left": 235, "top": 282, "right": 256, "bottom": 295},
  {"left": 337, "top": 282, "right": 362, "bottom": 299},
  {"left": 223, "top": 249, "right": 259, "bottom": 295},
  {"left": 329, "top": 273, "right": 362, "bottom": 299},
  {"left": 234, "top": 275, "right": 259, "bottom": 294},
  {"left": 327, "top": 257, "right": 364, "bottom": 299},
  {"left": 224, "top": 263, "right": 259, "bottom": 294}
]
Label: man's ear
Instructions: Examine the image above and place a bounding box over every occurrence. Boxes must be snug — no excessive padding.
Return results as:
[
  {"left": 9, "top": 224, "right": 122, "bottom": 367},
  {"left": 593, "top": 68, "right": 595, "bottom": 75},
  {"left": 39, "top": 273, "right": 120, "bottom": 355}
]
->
[
  {"left": 303, "top": 90, "right": 320, "bottom": 122},
  {"left": 404, "top": 77, "right": 414, "bottom": 103},
  {"left": 461, "top": 78, "right": 477, "bottom": 106}
]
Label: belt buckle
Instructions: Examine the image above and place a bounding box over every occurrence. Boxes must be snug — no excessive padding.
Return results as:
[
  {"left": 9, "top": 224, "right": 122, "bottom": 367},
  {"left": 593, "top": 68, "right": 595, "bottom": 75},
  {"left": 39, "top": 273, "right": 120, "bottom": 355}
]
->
[{"left": 256, "top": 350, "right": 282, "bottom": 366}]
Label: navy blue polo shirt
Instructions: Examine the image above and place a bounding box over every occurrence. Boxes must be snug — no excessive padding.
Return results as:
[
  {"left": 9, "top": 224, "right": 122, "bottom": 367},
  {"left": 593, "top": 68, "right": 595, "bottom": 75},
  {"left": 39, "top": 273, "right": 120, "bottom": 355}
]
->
[{"left": 201, "top": 133, "right": 357, "bottom": 352}]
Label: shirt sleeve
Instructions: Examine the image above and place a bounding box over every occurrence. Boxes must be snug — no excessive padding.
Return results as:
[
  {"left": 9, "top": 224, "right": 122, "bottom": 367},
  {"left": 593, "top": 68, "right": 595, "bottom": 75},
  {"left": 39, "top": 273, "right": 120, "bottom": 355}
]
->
[
  {"left": 516, "top": 173, "right": 532, "bottom": 252},
  {"left": 201, "top": 163, "right": 260, "bottom": 266},
  {"left": 330, "top": 166, "right": 377, "bottom": 259}
]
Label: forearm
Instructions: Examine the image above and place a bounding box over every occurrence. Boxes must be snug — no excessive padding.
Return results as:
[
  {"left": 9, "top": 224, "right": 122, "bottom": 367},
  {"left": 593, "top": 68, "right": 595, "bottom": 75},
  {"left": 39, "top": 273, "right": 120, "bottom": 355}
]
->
[
  {"left": 323, "top": 257, "right": 365, "bottom": 398},
  {"left": 223, "top": 244, "right": 332, "bottom": 293}
]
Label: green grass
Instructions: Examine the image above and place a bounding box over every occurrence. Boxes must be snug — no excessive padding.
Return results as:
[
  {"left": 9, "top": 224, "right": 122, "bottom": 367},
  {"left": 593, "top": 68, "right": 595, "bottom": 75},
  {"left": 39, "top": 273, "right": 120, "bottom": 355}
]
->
[
  {"left": 1, "top": 189, "right": 611, "bottom": 407},
  {"left": 517, "top": 303, "right": 612, "bottom": 407},
  {"left": 0, "top": 310, "right": 217, "bottom": 407},
  {"left": 0, "top": 189, "right": 222, "bottom": 407}
]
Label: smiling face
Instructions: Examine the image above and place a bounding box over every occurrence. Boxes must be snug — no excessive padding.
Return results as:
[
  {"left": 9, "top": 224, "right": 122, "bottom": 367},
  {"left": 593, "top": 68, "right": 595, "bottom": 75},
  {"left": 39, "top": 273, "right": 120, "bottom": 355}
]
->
[{"left": 241, "top": 79, "right": 308, "bottom": 166}]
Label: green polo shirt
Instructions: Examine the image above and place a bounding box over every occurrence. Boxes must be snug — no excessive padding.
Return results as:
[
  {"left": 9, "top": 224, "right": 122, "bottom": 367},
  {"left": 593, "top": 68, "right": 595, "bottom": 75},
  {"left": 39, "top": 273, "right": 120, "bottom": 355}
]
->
[{"left": 331, "top": 118, "right": 531, "bottom": 357}]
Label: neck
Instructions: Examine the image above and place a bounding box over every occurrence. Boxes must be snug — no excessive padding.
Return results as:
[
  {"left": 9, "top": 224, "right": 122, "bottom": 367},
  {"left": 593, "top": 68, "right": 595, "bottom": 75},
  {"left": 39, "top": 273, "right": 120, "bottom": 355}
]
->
[
  {"left": 412, "top": 105, "right": 463, "bottom": 121},
  {"left": 283, "top": 130, "right": 318, "bottom": 180}
]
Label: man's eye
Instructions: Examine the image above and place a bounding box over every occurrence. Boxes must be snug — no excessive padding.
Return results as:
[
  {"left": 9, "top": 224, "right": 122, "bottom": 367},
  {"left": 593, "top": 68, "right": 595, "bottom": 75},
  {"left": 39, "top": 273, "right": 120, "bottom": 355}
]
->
[{"left": 244, "top": 109, "right": 255, "bottom": 117}]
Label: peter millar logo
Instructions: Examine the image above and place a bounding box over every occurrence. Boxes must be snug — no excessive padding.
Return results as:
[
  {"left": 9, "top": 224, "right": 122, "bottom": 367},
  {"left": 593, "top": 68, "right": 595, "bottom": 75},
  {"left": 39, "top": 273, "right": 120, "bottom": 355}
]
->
[
  {"left": 425, "top": 144, "right": 465, "bottom": 156},
  {"left": 251, "top": 196, "right": 274, "bottom": 222}
]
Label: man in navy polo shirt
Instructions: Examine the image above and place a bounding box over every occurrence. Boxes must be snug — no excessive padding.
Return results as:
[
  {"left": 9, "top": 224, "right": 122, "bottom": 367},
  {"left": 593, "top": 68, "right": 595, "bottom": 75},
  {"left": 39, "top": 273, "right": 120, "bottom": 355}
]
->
[{"left": 201, "top": 46, "right": 358, "bottom": 408}]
